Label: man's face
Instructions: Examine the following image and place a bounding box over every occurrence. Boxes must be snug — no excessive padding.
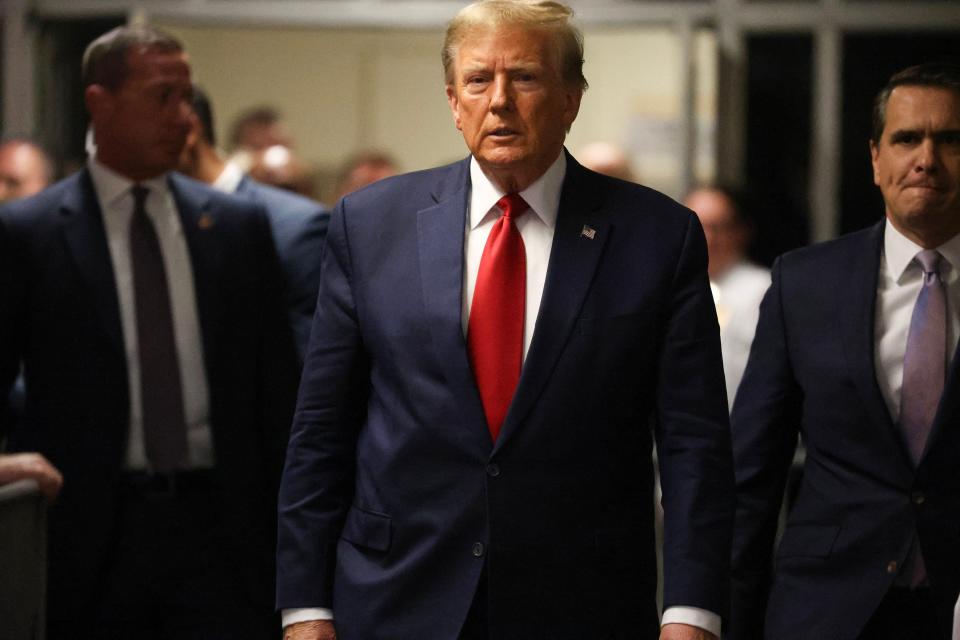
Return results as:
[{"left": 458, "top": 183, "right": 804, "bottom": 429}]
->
[
  {"left": 684, "top": 188, "right": 745, "bottom": 280},
  {"left": 87, "top": 47, "right": 193, "bottom": 181},
  {"left": 0, "top": 143, "right": 48, "bottom": 203},
  {"left": 871, "top": 85, "right": 960, "bottom": 248},
  {"left": 446, "top": 25, "right": 582, "bottom": 192}
]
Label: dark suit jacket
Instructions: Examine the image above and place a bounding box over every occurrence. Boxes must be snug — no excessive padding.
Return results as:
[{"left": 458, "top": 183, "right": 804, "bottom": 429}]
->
[
  {"left": 0, "top": 169, "right": 299, "bottom": 623},
  {"left": 729, "top": 221, "right": 960, "bottom": 639},
  {"left": 276, "top": 152, "right": 734, "bottom": 639},
  {"left": 235, "top": 175, "right": 329, "bottom": 359}
]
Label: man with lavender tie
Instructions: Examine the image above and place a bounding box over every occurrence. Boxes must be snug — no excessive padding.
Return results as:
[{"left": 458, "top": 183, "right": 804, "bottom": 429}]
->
[{"left": 729, "top": 62, "right": 960, "bottom": 639}]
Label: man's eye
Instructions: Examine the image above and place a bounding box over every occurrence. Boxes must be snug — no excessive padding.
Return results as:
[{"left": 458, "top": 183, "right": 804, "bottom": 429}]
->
[{"left": 891, "top": 133, "right": 920, "bottom": 145}]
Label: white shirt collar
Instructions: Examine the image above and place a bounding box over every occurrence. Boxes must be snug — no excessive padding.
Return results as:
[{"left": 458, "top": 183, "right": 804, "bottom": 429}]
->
[
  {"left": 468, "top": 151, "right": 566, "bottom": 230},
  {"left": 212, "top": 160, "right": 245, "bottom": 194},
  {"left": 884, "top": 217, "right": 960, "bottom": 283},
  {"left": 87, "top": 156, "right": 169, "bottom": 211}
]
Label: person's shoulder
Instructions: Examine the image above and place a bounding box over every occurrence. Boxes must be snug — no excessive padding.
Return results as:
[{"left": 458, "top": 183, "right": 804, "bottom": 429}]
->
[
  {"left": 572, "top": 162, "right": 692, "bottom": 227},
  {"left": 0, "top": 171, "right": 88, "bottom": 229},
  {"left": 239, "top": 177, "right": 329, "bottom": 218},
  {"left": 170, "top": 171, "right": 264, "bottom": 217},
  {"left": 777, "top": 221, "right": 881, "bottom": 274}
]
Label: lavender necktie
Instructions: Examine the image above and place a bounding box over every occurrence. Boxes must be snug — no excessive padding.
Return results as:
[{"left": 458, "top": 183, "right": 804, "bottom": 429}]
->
[
  {"left": 900, "top": 249, "right": 946, "bottom": 465},
  {"left": 899, "top": 249, "right": 946, "bottom": 587},
  {"left": 130, "top": 185, "right": 188, "bottom": 474}
]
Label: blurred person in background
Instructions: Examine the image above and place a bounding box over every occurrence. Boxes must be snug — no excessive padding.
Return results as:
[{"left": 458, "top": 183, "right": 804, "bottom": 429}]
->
[
  {"left": 178, "top": 85, "right": 329, "bottom": 360},
  {"left": 248, "top": 144, "right": 317, "bottom": 198},
  {"left": 577, "top": 140, "right": 637, "bottom": 182},
  {"left": 683, "top": 186, "right": 769, "bottom": 408},
  {"left": 0, "top": 138, "right": 53, "bottom": 203},
  {"left": 332, "top": 150, "right": 399, "bottom": 202}
]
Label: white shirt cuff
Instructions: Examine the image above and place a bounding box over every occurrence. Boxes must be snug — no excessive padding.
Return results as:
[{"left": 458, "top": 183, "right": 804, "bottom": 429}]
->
[
  {"left": 661, "top": 606, "right": 721, "bottom": 637},
  {"left": 281, "top": 607, "right": 334, "bottom": 628}
]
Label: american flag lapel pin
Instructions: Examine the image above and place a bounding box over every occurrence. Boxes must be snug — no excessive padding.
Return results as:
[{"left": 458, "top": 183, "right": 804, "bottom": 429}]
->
[
  {"left": 580, "top": 225, "right": 596, "bottom": 240},
  {"left": 198, "top": 212, "right": 215, "bottom": 230}
]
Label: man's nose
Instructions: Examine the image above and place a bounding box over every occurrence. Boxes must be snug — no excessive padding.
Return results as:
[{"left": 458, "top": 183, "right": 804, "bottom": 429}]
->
[
  {"left": 490, "top": 76, "right": 514, "bottom": 111},
  {"left": 914, "top": 137, "right": 940, "bottom": 173}
]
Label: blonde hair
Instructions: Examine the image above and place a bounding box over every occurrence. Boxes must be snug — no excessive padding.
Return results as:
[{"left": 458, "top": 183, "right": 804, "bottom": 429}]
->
[{"left": 442, "top": 0, "right": 588, "bottom": 92}]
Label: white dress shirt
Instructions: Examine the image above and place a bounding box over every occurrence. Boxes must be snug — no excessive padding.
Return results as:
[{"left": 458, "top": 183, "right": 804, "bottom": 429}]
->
[
  {"left": 87, "top": 158, "right": 214, "bottom": 470},
  {"left": 875, "top": 219, "right": 960, "bottom": 423},
  {"left": 212, "top": 160, "right": 245, "bottom": 194},
  {"left": 712, "top": 261, "right": 771, "bottom": 410},
  {"left": 284, "top": 152, "right": 720, "bottom": 637}
]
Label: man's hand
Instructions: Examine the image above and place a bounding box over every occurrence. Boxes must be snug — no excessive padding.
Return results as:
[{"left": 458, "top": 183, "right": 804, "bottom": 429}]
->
[
  {"left": 0, "top": 452, "right": 63, "bottom": 502},
  {"left": 660, "top": 623, "right": 718, "bottom": 640},
  {"left": 283, "top": 620, "right": 336, "bottom": 640}
]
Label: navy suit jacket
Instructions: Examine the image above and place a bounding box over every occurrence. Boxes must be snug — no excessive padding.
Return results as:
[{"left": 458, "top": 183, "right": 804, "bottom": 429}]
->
[
  {"left": 729, "top": 221, "right": 960, "bottom": 639},
  {"left": 0, "top": 169, "right": 300, "bottom": 622},
  {"left": 276, "top": 152, "right": 734, "bottom": 639},
  {"left": 235, "top": 175, "right": 329, "bottom": 359}
]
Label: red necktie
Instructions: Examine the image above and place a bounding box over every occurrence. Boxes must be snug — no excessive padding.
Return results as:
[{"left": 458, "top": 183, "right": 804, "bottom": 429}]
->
[{"left": 468, "top": 193, "right": 529, "bottom": 441}]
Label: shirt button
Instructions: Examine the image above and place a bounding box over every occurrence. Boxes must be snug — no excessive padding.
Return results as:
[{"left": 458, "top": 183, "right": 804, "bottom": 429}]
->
[
  {"left": 912, "top": 491, "right": 926, "bottom": 505},
  {"left": 472, "top": 542, "right": 485, "bottom": 558},
  {"left": 887, "top": 560, "right": 898, "bottom": 574},
  {"left": 486, "top": 463, "right": 501, "bottom": 477}
]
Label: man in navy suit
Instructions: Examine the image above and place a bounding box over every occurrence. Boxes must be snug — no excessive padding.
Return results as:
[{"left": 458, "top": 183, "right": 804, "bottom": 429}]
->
[
  {"left": 0, "top": 26, "right": 298, "bottom": 638},
  {"left": 729, "top": 63, "right": 960, "bottom": 639},
  {"left": 177, "top": 86, "right": 330, "bottom": 359},
  {"left": 276, "top": 2, "right": 733, "bottom": 639}
]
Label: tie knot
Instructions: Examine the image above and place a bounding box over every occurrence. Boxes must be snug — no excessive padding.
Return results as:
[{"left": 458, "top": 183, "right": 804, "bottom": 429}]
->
[
  {"left": 131, "top": 184, "right": 150, "bottom": 212},
  {"left": 915, "top": 249, "right": 943, "bottom": 277},
  {"left": 496, "top": 193, "right": 530, "bottom": 220}
]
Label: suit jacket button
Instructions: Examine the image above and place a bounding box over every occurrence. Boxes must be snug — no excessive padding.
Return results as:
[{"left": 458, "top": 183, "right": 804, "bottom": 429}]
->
[
  {"left": 472, "top": 542, "right": 485, "bottom": 558},
  {"left": 886, "top": 561, "right": 898, "bottom": 574},
  {"left": 486, "top": 463, "right": 500, "bottom": 477},
  {"left": 912, "top": 491, "right": 925, "bottom": 505}
]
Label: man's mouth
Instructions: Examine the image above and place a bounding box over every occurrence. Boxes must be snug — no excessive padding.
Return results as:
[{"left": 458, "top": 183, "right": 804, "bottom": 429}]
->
[{"left": 488, "top": 127, "right": 519, "bottom": 138}]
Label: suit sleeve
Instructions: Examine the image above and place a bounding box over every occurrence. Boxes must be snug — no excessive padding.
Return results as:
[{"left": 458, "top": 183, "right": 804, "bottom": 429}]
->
[
  {"left": 284, "top": 205, "right": 330, "bottom": 362},
  {"left": 276, "top": 198, "right": 369, "bottom": 609},
  {"left": 655, "top": 213, "right": 735, "bottom": 618},
  {"left": 727, "top": 257, "right": 803, "bottom": 640}
]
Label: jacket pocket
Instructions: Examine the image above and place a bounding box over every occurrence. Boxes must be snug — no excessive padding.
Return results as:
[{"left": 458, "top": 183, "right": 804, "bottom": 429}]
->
[
  {"left": 340, "top": 505, "right": 392, "bottom": 552},
  {"left": 776, "top": 524, "right": 841, "bottom": 559}
]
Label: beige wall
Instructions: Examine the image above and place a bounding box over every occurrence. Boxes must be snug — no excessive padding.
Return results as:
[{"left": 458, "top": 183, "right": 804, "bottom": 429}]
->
[{"left": 158, "top": 20, "right": 716, "bottom": 201}]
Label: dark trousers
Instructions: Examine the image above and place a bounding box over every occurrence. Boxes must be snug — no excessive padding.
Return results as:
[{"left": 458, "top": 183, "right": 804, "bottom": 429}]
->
[
  {"left": 48, "top": 474, "right": 276, "bottom": 640},
  {"left": 859, "top": 587, "right": 952, "bottom": 640}
]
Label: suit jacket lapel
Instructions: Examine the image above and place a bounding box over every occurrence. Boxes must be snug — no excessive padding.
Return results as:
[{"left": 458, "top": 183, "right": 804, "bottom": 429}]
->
[
  {"left": 168, "top": 173, "right": 220, "bottom": 365},
  {"left": 494, "top": 154, "right": 609, "bottom": 452},
  {"left": 838, "top": 221, "right": 914, "bottom": 480},
  {"left": 417, "top": 159, "right": 492, "bottom": 449},
  {"left": 60, "top": 170, "right": 124, "bottom": 356}
]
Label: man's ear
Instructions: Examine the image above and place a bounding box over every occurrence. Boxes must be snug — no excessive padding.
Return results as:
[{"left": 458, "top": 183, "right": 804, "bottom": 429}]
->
[
  {"left": 84, "top": 84, "right": 111, "bottom": 122},
  {"left": 869, "top": 139, "right": 881, "bottom": 187},
  {"left": 446, "top": 85, "right": 463, "bottom": 131}
]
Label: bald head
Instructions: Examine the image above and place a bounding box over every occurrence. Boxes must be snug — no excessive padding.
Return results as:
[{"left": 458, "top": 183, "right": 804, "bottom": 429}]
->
[
  {"left": 0, "top": 139, "right": 52, "bottom": 204},
  {"left": 683, "top": 186, "right": 748, "bottom": 280},
  {"left": 577, "top": 142, "right": 635, "bottom": 182}
]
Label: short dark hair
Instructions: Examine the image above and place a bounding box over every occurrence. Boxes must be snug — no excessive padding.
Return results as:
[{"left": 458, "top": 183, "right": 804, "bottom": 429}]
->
[
  {"left": 82, "top": 25, "right": 183, "bottom": 91},
  {"left": 872, "top": 62, "right": 960, "bottom": 143},
  {"left": 228, "top": 106, "right": 282, "bottom": 151},
  {"left": 190, "top": 85, "right": 216, "bottom": 147}
]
